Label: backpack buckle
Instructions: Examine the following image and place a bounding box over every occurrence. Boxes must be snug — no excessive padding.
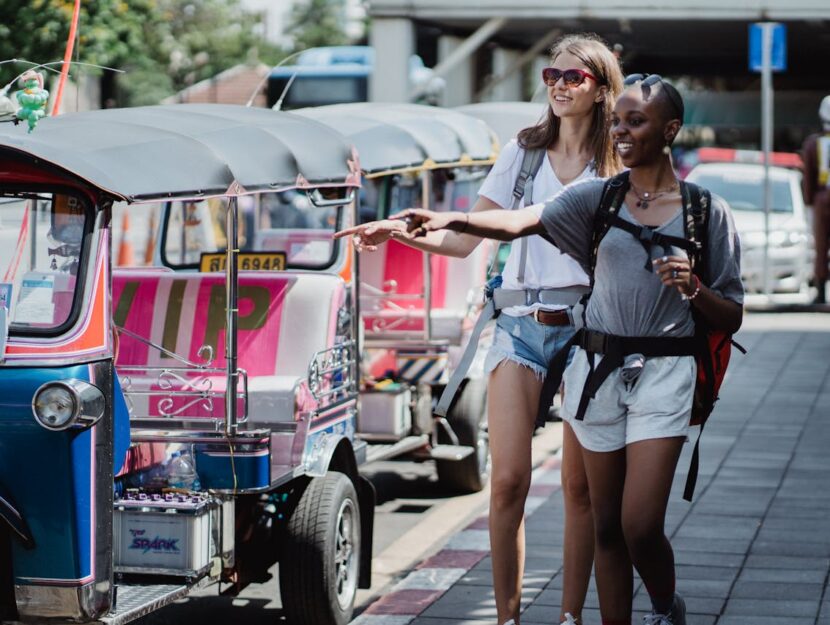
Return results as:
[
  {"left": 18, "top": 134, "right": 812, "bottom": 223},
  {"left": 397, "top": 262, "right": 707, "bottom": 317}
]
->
[
  {"left": 524, "top": 288, "right": 540, "bottom": 306},
  {"left": 582, "top": 330, "right": 609, "bottom": 354},
  {"left": 638, "top": 226, "right": 655, "bottom": 243}
]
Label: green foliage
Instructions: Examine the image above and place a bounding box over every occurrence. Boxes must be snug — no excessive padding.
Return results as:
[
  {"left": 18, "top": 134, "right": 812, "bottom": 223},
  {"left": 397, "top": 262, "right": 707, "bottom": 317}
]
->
[
  {"left": 138, "top": 0, "right": 269, "bottom": 93},
  {"left": 288, "top": 0, "right": 349, "bottom": 52},
  {"left": 0, "top": 0, "right": 284, "bottom": 106},
  {"left": 0, "top": 0, "right": 153, "bottom": 90}
]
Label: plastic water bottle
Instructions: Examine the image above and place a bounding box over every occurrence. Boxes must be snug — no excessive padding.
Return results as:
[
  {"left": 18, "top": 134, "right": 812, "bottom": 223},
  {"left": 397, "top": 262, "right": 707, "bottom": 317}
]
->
[{"left": 165, "top": 450, "right": 201, "bottom": 491}]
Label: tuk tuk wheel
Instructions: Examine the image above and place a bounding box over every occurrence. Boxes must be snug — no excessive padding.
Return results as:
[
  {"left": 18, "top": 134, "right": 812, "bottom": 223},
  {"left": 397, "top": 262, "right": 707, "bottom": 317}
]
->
[
  {"left": 280, "top": 471, "right": 361, "bottom": 625},
  {"left": 436, "top": 379, "right": 490, "bottom": 493}
]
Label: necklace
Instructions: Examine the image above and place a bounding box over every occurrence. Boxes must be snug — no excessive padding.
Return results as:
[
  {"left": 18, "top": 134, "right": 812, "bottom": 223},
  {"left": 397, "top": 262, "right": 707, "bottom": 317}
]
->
[{"left": 630, "top": 180, "right": 679, "bottom": 209}]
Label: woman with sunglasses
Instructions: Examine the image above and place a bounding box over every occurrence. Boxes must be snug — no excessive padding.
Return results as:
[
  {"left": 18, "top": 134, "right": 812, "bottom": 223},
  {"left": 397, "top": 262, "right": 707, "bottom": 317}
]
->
[
  {"left": 389, "top": 76, "right": 743, "bottom": 625},
  {"left": 335, "top": 34, "right": 623, "bottom": 625}
]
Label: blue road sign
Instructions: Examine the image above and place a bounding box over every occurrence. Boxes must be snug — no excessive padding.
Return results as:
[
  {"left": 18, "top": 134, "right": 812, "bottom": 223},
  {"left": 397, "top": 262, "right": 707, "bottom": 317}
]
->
[{"left": 749, "top": 23, "right": 787, "bottom": 72}]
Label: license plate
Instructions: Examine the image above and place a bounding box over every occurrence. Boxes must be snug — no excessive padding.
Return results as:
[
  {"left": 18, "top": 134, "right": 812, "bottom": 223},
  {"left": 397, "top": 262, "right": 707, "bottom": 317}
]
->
[{"left": 199, "top": 252, "right": 286, "bottom": 273}]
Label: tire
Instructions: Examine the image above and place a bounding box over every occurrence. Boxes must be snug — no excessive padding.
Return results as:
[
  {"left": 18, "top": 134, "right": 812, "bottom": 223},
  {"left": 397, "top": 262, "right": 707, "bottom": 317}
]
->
[
  {"left": 436, "top": 378, "right": 490, "bottom": 493},
  {"left": 279, "top": 472, "right": 361, "bottom": 625}
]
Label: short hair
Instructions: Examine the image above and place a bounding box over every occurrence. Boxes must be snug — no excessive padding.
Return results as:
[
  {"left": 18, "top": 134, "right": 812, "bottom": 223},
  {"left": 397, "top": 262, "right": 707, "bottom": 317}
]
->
[
  {"left": 623, "top": 74, "right": 685, "bottom": 124},
  {"left": 655, "top": 82, "right": 684, "bottom": 124}
]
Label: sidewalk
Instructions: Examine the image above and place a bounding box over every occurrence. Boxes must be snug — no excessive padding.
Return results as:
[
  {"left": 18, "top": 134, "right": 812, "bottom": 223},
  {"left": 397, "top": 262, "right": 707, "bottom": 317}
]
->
[{"left": 351, "top": 314, "right": 830, "bottom": 625}]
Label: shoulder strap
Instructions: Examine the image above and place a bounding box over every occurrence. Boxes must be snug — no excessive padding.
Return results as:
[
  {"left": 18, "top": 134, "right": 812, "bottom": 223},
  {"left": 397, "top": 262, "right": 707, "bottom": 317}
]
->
[
  {"left": 589, "top": 171, "right": 630, "bottom": 287},
  {"left": 502, "top": 148, "right": 545, "bottom": 283},
  {"left": 681, "top": 181, "right": 711, "bottom": 283},
  {"left": 681, "top": 180, "right": 714, "bottom": 503},
  {"left": 511, "top": 148, "right": 546, "bottom": 207}
]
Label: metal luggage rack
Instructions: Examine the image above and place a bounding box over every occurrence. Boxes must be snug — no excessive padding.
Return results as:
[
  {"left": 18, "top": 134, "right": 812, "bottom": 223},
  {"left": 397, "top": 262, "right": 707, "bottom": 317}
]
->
[
  {"left": 308, "top": 340, "right": 357, "bottom": 409},
  {"left": 115, "top": 326, "right": 248, "bottom": 431}
]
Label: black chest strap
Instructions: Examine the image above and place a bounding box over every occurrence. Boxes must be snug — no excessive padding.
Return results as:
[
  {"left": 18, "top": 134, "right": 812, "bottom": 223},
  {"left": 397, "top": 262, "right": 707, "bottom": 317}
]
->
[{"left": 608, "top": 215, "right": 698, "bottom": 271}]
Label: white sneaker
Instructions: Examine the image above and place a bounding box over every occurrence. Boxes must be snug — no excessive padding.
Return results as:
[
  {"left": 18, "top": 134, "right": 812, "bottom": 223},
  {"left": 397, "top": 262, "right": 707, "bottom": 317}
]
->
[
  {"left": 561, "top": 613, "right": 579, "bottom": 625},
  {"left": 643, "top": 593, "right": 686, "bottom": 625},
  {"left": 501, "top": 621, "right": 516, "bottom": 625}
]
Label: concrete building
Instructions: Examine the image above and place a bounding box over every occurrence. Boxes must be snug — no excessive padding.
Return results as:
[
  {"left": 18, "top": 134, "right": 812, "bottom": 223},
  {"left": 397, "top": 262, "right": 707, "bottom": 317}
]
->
[{"left": 366, "top": 0, "right": 830, "bottom": 147}]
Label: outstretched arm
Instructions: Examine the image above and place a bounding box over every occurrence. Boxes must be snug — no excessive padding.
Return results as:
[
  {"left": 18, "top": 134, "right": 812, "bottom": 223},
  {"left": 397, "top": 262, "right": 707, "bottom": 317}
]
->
[
  {"left": 333, "top": 195, "right": 507, "bottom": 257},
  {"left": 393, "top": 205, "right": 545, "bottom": 242}
]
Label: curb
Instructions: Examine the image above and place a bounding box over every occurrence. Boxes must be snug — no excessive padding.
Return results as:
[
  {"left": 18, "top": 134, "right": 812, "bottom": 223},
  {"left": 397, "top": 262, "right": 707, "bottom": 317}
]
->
[{"left": 350, "top": 454, "right": 563, "bottom": 625}]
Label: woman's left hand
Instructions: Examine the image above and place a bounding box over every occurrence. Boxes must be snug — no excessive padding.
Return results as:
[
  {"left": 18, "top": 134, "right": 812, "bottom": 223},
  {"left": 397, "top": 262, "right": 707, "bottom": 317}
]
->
[{"left": 653, "top": 255, "right": 695, "bottom": 297}]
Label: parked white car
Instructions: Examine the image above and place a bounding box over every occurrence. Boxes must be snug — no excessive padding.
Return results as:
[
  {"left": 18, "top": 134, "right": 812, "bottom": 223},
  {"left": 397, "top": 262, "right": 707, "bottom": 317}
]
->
[{"left": 686, "top": 162, "right": 810, "bottom": 294}]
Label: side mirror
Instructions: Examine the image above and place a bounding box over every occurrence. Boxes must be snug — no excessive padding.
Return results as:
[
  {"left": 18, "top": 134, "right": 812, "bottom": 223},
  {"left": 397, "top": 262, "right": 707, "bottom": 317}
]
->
[{"left": 306, "top": 188, "right": 356, "bottom": 208}]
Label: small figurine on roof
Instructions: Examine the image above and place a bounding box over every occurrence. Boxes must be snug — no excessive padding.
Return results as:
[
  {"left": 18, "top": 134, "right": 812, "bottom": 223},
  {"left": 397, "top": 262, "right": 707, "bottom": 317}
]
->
[{"left": 15, "top": 70, "right": 49, "bottom": 133}]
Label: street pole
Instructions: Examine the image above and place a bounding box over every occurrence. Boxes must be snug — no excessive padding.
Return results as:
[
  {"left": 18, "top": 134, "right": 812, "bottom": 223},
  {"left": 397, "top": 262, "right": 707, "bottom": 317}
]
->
[{"left": 761, "top": 23, "right": 774, "bottom": 300}]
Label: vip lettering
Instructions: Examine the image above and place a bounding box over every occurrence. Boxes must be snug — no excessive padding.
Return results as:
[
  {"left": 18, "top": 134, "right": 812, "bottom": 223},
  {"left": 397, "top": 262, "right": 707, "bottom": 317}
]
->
[{"left": 130, "top": 535, "right": 181, "bottom": 553}]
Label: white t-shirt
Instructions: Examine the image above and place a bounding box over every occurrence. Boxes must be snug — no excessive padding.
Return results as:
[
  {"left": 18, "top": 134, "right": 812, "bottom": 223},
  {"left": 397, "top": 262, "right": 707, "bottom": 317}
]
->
[{"left": 477, "top": 138, "right": 593, "bottom": 315}]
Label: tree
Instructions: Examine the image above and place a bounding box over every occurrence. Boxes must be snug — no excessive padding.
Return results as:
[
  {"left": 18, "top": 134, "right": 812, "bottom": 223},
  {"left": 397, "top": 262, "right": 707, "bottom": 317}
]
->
[
  {"left": 137, "top": 1, "right": 272, "bottom": 91},
  {"left": 0, "top": 0, "right": 155, "bottom": 95},
  {"left": 0, "top": 0, "right": 283, "bottom": 107},
  {"left": 287, "top": 0, "right": 349, "bottom": 52}
]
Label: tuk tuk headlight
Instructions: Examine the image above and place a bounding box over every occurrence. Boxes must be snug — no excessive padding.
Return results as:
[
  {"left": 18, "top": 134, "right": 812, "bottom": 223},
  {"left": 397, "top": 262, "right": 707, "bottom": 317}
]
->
[{"left": 32, "top": 380, "right": 105, "bottom": 431}]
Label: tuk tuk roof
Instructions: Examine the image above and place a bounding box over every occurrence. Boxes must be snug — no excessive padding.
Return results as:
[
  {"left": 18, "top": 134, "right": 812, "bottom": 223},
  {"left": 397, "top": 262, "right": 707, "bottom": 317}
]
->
[
  {"left": 0, "top": 103, "right": 359, "bottom": 203},
  {"left": 454, "top": 101, "right": 548, "bottom": 147},
  {"left": 293, "top": 103, "right": 498, "bottom": 177}
]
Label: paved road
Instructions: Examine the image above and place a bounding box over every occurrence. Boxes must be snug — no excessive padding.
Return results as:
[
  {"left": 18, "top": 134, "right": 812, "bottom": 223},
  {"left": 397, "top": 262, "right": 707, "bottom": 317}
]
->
[
  {"left": 131, "top": 418, "right": 562, "bottom": 625},
  {"left": 351, "top": 312, "right": 830, "bottom": 625}
]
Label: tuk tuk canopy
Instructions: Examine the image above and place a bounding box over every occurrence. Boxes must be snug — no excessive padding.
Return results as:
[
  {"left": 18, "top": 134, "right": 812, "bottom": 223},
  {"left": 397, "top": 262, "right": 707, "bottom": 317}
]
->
[
  {"left": 0, "top": 104, "right": 360, "bottom": 203},
  {"left": 293, "top": 102, "right": 498, "bottom": 177},
  {"left": 455, "top": 101, "right": 548, "bottom": 147}
]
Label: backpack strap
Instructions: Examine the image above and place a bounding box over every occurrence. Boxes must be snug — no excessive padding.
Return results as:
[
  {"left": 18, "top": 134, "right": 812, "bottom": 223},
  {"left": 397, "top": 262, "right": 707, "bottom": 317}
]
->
[
  {"left": 608, "top": 214, "right": 698, "bottom": 270},
  {"left": 589, "top": 171, "right": 630, "bottom": 286},
  {"left": 510, "top": 148, "right": 546, "bottom": 283},
  {"left": 682, "top": 181, "right": 710, "bottom": 279},
  {"left": 681, "top": 180, "right": 714, "bottom": 502}
]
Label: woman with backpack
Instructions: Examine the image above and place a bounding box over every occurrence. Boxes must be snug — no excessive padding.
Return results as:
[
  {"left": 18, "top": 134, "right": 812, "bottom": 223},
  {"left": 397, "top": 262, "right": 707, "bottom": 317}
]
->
[
  {"left": 390, "top": 76, "right": 744, "bottom": 625},
  {"left": 335, "top": 34, "right": 624, "bottom": 625}
]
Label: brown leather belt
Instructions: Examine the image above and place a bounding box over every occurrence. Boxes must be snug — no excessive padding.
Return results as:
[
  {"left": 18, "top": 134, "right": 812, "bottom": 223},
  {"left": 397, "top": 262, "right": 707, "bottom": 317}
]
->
[{"left": 532, "top": 308, "right": 571, "bottom": 326}]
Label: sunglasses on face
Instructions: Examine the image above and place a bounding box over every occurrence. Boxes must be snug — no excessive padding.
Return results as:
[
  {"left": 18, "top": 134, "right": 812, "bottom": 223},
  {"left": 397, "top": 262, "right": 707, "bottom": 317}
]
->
[
  {"left": 624, "top": 73, "right": 684, "bottom": 119},
  {"left": 542, "top": 67, "right": 600, "bottom": 88}
]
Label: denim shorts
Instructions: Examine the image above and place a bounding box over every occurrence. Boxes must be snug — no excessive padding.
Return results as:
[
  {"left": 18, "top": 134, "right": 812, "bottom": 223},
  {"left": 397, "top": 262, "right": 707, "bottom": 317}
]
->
[{"left": 484, "top": 312, "right": 576, "bottom": 378}]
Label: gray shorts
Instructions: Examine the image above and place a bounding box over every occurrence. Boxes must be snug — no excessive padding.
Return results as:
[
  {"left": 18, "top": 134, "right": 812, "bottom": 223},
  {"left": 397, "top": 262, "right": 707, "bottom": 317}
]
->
[{"left": 561, "top": 347, "right": 696, "bottom": 452}]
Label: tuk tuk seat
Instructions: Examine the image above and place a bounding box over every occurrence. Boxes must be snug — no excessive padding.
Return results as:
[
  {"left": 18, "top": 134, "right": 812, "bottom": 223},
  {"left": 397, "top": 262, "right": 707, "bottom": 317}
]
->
[{"left": 359, "top": 239, "right": 489, "bottom": 343}]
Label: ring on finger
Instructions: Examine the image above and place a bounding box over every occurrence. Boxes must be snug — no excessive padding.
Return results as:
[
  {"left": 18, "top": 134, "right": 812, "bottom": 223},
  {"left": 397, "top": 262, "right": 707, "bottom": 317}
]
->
[{"left": 671, "top": 269, "right": 678, "bottom": 279}]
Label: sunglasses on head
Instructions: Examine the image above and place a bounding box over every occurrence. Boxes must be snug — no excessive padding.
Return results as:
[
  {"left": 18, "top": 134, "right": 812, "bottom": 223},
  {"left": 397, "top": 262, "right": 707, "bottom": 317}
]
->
[
  {"left": 542, "top": 67, "right": 600, "bottom": 88},
  {"left": 624, "top": 73, "right": 684, "bottom": 119}
]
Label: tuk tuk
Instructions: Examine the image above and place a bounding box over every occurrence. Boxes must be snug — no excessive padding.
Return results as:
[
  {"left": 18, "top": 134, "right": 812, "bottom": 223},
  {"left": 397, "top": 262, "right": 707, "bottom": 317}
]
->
[
  {"left": 0, "top": 103, "right": 373, "bottom": 625},
  {"left": 295, "top": 103, "right": 499, "bottom": 492},
  {"left": 455, "top": 101, "right": 548, "bottom": 147}
]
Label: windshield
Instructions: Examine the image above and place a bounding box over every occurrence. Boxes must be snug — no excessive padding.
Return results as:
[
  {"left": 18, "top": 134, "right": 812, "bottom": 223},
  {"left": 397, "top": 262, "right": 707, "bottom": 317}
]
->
[
  {"left": 161, "top": 191, "right": 342, "bottom": 270},
  {"left": 690, "top": 170, "right": 794, "bottom": 213},
  {"left": 0, "top": 191, "right": 89, "bottom": 334}
]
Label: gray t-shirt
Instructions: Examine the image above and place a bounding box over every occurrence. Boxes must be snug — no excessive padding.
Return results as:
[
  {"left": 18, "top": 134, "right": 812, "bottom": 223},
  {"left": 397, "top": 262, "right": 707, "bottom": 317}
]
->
[{"left": 537, "top": 178, "right": 743, "bottom": 338}]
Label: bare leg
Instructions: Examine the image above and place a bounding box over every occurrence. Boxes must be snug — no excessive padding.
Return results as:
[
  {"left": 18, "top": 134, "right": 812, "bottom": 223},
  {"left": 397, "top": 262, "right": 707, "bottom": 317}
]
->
[
  {"left": 487, "top": 361, "right": 543, "bottom": 625},
  {"left": 560, "top": 422, "right": 594, "bottom": 624},
  {"left": 622, "top": 438, "right": 685, "bottom": 610},
  {"left": 581, "top": 446, "right": 632, "bottom": 622}
]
